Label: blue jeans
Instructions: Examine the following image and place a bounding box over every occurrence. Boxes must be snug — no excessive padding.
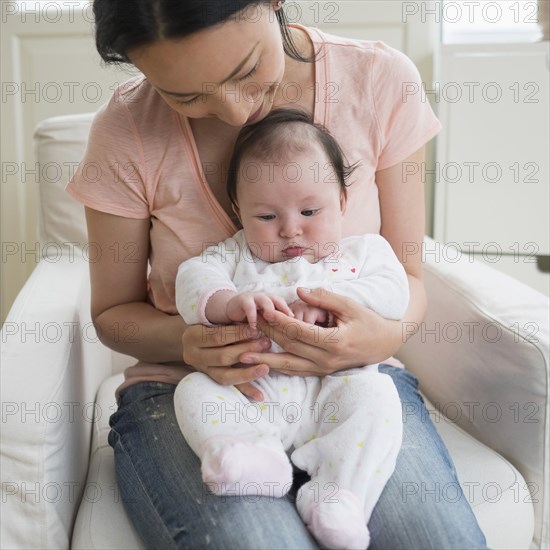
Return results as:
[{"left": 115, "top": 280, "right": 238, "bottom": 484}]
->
[{"left": 108, "top": 365, "right": 487, "bottom": 549}]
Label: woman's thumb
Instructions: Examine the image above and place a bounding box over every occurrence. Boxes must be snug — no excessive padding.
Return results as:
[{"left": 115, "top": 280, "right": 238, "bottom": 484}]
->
[{"left": 296, "top": 287, "right": 350, "bottom": 320}]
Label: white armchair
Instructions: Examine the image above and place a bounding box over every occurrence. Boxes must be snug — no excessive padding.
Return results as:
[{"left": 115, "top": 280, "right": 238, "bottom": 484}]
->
[{"left": 1, "top": 113, "right": 548, "bottom": 550}]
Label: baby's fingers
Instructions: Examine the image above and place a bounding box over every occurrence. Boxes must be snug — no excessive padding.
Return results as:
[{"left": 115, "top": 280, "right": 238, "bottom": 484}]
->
[
  {"left": 303, "top": 310, "right": 319, "bottom": 324},
  {"left": 306, "top": 308, "right": 328, "bottom": 325},
  {"left": 268, "top": 294, "right": 294, "bottom": 317},
  {"left": 292, "top": 309, "right": 304, "bottom": 322},
  {"left": 244, "top": 299, "right": 258, "bottom": 326},
  {"left": 254, "top": 295, "right": 276, "bottom": 321}
]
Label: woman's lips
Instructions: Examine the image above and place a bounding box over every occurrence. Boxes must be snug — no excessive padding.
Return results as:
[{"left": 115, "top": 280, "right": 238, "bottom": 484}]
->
[{"left": 246, "top": 103, "right": 264, "bottom": 124}]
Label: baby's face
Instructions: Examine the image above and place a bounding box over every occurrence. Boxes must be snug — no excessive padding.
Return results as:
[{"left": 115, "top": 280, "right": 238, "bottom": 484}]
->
[{"left": 235, "top": 143, "right": 346, "bottom": 263}]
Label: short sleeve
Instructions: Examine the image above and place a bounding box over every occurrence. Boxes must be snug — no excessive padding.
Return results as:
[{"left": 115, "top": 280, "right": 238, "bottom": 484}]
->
[
  {"left": 66, "top": 78, "right": 150, "bottom": 219},
  {"left": 372, "top": 42, "right": 442, "bottom": 171}
]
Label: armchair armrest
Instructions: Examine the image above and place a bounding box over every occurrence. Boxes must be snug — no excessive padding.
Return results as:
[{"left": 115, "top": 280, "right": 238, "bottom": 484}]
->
[
  {"left": 397, "top": 237, "right": 549, "bottom": 549},
  {"left": 1, "top": 257, "right": 113, "bottom": 549}
]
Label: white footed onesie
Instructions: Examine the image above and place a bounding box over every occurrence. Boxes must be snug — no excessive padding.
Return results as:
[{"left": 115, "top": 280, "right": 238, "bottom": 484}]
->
[{"left": 174, "top": 230, "right": 409, "bottom": 549}]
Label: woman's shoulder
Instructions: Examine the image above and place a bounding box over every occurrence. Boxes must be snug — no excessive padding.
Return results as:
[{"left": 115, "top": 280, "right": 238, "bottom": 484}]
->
[
  {"left": 303, "top": 25, "right": 419, "bottom": 79},
  {"left": 92, "top": 75, "right": 173, "bottom": 132},
  {"left": 305, "top": 25, "right": 371, "bottom": 48},
  {"left": 109, "top": 75, "right": 166, "bottom": 108}
]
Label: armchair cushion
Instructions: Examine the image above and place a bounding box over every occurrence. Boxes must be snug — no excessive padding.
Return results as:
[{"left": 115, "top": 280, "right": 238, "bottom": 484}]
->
[
  {"left": 33, "top": 113, "right": 93, "bottom": 248},
  {"left": 398, "top": 238, "right": 549, "bottom": 549},
  {"left": 71, "top": 375, "right": 145, "bottom": 550},
  {"left": 71, "top": 374, "right": 534, "bottom": 550}
]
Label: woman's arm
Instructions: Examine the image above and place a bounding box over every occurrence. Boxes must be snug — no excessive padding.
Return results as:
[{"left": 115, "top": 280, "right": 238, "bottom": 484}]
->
[
  {"left": 244, "top": 146, "right": 428, "bottom": 375},
  {"left": 86, "top": 207, "right": 187, "bottom": 363},
  {"left": 377, "top": 144, "right": 427, "bottom": 339},
  {"left": 86, "top": 207, "right": 271, "bottom": 399}
]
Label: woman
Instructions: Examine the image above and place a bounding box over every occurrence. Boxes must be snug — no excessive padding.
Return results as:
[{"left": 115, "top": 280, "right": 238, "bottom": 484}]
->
[{"left": 68, "top": 0, "right": 487, "bottom": 548}]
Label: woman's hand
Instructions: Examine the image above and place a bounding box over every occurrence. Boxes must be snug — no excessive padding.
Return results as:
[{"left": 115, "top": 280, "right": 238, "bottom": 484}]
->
[
  {"left": 182, "top": 323, "right": 272, "bottom": 400},
  {"left": 245, "top": 287, "right": 403, "bottom": 376}
]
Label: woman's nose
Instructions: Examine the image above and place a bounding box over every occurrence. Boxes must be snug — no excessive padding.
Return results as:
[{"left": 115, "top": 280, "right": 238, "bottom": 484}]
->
[{"left": 214, "top": 97, "right": 251, "bottom": 127}]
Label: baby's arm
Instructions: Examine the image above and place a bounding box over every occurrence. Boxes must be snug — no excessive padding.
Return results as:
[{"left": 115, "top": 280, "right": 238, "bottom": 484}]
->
[
  {"left": 176, "top": 235, "right": 294, "bottom": 326},
  {"left": 175, "top": 237, "right": 240, "bottom": 326}
]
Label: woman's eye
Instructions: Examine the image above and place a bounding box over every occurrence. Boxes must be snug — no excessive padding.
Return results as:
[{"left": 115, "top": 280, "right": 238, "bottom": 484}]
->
[
  {"left": 171, "top": 61, "right": 259, "bottom": 105},
  {"left": 239, "top": 61, "right": 260, "bottom": 81},
  {"left": 301, "top": 209, "right": 319, "bottom": 217},
  {"left": 174, "top": 95, "right": 201, "bottom": 106}
]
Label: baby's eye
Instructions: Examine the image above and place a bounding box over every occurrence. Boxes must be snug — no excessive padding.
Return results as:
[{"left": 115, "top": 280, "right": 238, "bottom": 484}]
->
[
  {"left": 257, "top": 214, "right": 276, "bottom": 221},
  {"left": 301, "top": 209, "right": 319, "bottom": 217}
]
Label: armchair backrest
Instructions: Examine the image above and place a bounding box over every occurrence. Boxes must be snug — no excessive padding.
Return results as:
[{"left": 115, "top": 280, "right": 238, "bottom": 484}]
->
[{"left": 34, "top": 113, "right": 95, "bottom": 249}]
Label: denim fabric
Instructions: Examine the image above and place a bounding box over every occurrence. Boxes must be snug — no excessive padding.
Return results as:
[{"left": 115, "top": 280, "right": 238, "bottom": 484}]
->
[{"left": 108, "top": 365, "right": 487, "bottom": 549}]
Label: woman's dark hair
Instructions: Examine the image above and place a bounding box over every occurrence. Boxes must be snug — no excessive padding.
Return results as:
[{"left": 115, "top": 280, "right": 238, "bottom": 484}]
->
[
  {"left": 93, "top": 0, "right": 312, "bottom": 64},
  {"left": 227, "top": 108, "right": 359, "bottom": 207}
]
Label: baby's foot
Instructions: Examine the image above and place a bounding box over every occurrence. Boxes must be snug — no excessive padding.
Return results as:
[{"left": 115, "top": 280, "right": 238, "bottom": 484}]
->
[
  {"left": 201, "top": 437, "right": 293, "bottom": 498},
  {"left": 297, "top": 481, "right": 370, "bottom": 549}
]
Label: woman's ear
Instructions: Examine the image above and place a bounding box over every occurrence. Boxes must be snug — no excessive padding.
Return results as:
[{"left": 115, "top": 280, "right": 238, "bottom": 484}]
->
[
  {"left": 232, "top": 203, "right": 242, "bottom": 223},
  {"left": 340, "top": 191, "right": 347, "bottom": 215}
]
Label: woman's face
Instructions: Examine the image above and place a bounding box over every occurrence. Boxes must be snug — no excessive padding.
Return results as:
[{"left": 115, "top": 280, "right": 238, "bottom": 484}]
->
[{"left": 128, "top": 3, "right": 286, "bottom": 127}]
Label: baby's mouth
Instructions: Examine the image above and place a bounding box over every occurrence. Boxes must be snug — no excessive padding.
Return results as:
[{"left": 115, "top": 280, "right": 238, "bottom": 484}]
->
[{"left": 282, "top": 246, "right": 309, "bottom": 257}]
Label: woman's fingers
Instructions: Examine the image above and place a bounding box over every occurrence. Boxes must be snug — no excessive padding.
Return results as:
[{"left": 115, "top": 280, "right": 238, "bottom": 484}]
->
[
  {"left": 183, "top": 322, "right": 270, "bottom": 395},
  {"left": 197, "top": 323, "right": 260, "bottom": 346},
  {"left": 182, "top": 323, "right": 269, "bottom": 368},
  {"left": 205, "top": 363, "right": 269, "bottom": 387},
  {"left": 240, "top": 347, "right": 328, "bottom": 376},
  {"left": 271, "top": 367, "right": 320, "bottom": 377},
  {"left": 296, "top": 287, "right": 355, "bottom": 321},
  {"left": 257, "top": 310, "right": 339, "bottom": 353},
  {"left": 235, "top": 382, "right": 265, "bottom": 402},
  {"left": 204, "top": 338, "right": 271, "bottom": 367}
]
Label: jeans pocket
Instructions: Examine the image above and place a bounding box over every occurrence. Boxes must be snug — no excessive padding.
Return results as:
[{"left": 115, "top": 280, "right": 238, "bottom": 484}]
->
[{"left": 108, "top": 424, "right": 120, "bottom": 450}]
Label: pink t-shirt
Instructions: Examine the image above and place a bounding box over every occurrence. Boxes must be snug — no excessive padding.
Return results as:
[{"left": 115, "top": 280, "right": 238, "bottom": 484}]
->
[{"left": 67, "top": 26, "right": 442, "bottom": 394}]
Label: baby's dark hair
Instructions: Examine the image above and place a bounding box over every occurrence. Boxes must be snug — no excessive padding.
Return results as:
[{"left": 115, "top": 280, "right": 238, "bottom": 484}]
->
[{"left": 227, "top": 109, "right": 359, "bottom": 207}]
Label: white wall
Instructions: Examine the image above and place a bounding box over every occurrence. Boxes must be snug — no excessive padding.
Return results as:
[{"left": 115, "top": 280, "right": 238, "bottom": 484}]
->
[
  {"left": 434, "top": 41, "right": 549, "bottom": 295},
  {"left": 1, "top": 0, "right": 439, "bottom": 322},
  {"left": 1, "top": 1, "right": 139, "bottom": 322}
]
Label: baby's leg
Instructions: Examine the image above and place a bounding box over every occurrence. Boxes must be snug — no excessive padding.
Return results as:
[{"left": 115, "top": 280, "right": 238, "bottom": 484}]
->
[
  {"left": 291, "top": 367, "right": 403, "bottom": 549},
  {"left": 174, "top": 372, "right": 292, "bottom": 498}
]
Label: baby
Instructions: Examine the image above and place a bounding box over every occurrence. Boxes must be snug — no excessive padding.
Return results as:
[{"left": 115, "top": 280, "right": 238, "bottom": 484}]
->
[{"left": 174, "top": 109, "right": 409, "bottom": 549}]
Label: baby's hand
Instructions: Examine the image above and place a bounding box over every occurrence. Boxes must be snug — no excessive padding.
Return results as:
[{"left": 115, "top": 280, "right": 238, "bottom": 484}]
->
[
  {"left": 226, "top": 292, "right": 294, "bottom": 326},
  {"left": 289, "top": 300, "right": 331, "bottom": 325}
]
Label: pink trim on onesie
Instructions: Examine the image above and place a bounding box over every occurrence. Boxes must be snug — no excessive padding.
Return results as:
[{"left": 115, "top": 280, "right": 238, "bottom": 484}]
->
[{"left": 198, "top": 286, "right": 237, "bottom": 326}]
